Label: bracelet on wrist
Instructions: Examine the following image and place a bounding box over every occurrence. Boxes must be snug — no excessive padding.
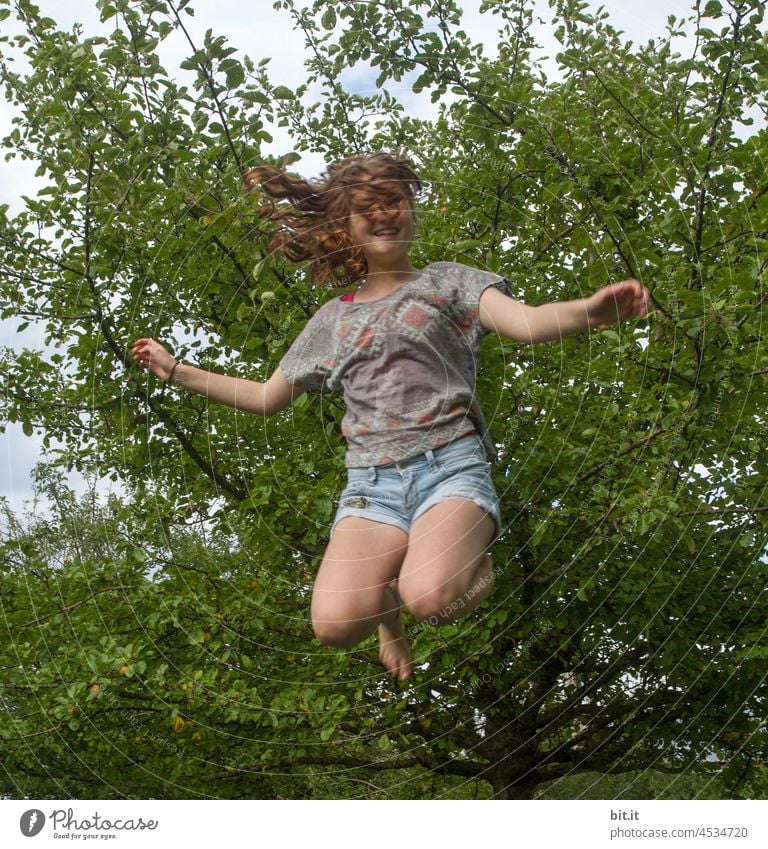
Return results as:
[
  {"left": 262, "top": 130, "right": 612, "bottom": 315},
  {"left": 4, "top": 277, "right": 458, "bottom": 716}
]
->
[{"left": 167, "top": 360, "right": 181, "bottom": 385}]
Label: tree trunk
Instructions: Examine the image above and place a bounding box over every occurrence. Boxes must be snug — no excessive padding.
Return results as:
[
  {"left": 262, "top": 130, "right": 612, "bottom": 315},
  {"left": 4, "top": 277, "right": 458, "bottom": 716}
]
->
[{"left": 491, "top": 774, "right": 539, "bottom": 800}]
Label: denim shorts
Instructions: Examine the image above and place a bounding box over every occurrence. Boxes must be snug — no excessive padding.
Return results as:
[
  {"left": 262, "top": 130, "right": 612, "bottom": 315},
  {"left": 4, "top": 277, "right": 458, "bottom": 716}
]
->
[{"left": 331, "top": 434, "right": 501, "bottom": 541}]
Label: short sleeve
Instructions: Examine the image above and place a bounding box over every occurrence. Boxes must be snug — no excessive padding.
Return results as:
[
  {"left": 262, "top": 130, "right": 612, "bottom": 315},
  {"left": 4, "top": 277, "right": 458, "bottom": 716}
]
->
[
  {"left": 447, "top": 263, "right": 514, "bottom": 338},
  {"left": 457, "top": 265, "right": 513, "bottom": 311},
  {"left": 279, "top": 302, "right": 337, "bottom": 393}
]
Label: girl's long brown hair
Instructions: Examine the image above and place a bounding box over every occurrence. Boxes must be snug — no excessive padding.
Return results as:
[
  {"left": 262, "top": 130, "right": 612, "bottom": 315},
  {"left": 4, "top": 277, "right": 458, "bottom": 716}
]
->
[{"left": 242, "top": 152, "right": 422, "bottom": 287}]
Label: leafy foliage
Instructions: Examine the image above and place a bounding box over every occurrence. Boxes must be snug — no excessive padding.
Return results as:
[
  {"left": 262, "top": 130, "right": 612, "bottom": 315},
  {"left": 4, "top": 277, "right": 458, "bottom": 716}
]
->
[{"left": 1, "top": 0, "right": 767, "bottom": 799}]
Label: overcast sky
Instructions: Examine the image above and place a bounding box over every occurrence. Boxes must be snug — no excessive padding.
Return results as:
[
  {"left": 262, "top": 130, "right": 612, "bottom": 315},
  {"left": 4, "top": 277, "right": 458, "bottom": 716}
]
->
[{"left": 1, "top": 0, "right": 703, "bottom": 512}]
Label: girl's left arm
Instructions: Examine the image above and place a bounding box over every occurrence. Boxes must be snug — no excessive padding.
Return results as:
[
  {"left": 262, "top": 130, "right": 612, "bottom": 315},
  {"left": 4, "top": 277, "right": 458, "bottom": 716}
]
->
[{"left": 479, "top": 279, "right": 651, "bottom": 343}]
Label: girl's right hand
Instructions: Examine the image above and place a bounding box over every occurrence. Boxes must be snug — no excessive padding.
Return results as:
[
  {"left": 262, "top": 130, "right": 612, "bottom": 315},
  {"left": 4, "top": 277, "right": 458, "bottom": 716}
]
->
[{"left": 131, "top": 338, "right": 177, "bottom": 382}]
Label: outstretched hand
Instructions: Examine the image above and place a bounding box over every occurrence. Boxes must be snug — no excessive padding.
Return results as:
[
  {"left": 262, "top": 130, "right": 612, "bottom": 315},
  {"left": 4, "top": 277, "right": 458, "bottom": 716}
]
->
[
  {"left": 131, "top": 338, "right": 177, "bottom": 382},
  {"left": 586, "top": 279, "right": 651, "bottom": 327}
]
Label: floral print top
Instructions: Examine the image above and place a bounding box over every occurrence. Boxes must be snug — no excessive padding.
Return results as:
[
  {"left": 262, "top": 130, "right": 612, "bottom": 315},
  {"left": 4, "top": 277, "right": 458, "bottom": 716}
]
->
[{"left": 280, "top": 261, "right": 512, "bottom": 468}]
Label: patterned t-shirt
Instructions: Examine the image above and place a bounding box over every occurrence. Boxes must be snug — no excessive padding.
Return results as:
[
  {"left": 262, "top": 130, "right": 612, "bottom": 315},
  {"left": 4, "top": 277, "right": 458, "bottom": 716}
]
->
[{"left": 280, "top": 261, "right": 511, "bottom": 468}]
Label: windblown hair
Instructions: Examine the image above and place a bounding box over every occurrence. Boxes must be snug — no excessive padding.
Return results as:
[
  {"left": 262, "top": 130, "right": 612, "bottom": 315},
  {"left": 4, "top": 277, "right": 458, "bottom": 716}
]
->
[{"left": 242, "top": 152, "right": 422, "bottom": 287}]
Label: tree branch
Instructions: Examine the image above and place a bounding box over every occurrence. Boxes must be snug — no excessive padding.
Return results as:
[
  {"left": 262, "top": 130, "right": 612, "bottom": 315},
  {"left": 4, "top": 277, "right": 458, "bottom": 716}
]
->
[
  {"left": 166, "top": 0, "right": 242, "bottom": 170},
  {"left": 202, "top": 753, "right": 486, "bottom": 781},
  {"left": 689, "top": 10, "right": 743, "bottom": 288}
]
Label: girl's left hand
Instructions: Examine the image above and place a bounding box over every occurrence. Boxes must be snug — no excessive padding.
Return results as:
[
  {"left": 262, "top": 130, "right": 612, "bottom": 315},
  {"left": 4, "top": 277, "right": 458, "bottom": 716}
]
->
[{"left": 586, "top": 279, "right": 651, "bottom": 327}]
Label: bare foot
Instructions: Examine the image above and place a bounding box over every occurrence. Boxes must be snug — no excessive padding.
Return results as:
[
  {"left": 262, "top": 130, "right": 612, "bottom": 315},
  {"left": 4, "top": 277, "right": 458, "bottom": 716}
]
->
[{"left": 378, "top": 585, "right": 412, "bottom": 680}]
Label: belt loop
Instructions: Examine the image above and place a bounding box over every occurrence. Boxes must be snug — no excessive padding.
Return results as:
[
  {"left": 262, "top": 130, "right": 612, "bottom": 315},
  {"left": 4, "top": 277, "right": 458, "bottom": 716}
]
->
[
  {"left": 425, "top": 448, "right": 438, "bottom": 472},
  {"left": 368, "top": 466, "right": 377, "bottom": 484}
]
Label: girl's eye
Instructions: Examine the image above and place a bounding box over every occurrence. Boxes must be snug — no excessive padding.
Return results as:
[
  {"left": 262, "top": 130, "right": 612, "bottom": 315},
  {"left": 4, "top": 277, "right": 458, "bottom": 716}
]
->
[
  {"left": 350, "top": 197, "right": 375, "bottom": 214},
  {"left": 351, "top": 191, "right": 408, "bottom": 216}
]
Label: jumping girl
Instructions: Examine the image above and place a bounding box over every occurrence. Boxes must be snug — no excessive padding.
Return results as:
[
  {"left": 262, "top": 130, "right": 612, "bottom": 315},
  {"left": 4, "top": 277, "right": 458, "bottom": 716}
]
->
[{"left": 132, "top": 152, "right": 650, "bottom": 681}]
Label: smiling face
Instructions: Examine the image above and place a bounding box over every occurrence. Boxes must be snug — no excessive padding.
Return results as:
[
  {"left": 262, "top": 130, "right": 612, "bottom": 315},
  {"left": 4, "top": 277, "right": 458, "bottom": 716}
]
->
[{"left": 346, "top": 180, "right": 415, "bottom": 273}]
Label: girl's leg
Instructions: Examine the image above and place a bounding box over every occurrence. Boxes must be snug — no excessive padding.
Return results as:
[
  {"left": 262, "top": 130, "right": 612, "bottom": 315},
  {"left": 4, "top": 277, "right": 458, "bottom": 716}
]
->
[
  {"left": 311, "top": 516, "right": 413, "bottom": 678},
  {"left": 377, "top": 580, "right": 412, "bottom": 680},
  {"left": 397, "top": 499, "right": 496, "bottom": 624}
]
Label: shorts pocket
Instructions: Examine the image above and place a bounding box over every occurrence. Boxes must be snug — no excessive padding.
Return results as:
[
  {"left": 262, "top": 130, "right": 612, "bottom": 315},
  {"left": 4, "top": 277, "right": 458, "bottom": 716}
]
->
[
  {"left": 340, "top": 492, "right": 370, "bottom": 509},
  {"left": 341, "top": 480, "right": 369, "bottom": 498},
  {"left": 435, "top": 438, "right": 490, "bottom": 473},
  {"left": 345, "top": 467, "right": 372, "bottom": 485},
  {"left": 340, "top": 468, "right": 374, "bottom": 503}
]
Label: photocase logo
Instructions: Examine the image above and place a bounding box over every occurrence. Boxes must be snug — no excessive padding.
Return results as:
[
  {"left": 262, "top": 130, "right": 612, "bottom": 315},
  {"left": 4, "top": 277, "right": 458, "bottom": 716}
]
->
[{"left": 20, "top": 809, "right": 46, "bottom": 837}]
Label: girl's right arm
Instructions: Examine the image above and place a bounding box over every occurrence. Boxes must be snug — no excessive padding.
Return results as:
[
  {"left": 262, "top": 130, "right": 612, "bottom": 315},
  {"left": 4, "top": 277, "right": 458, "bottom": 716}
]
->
[{"left": 131, "top": 338, "right": 303, "bottom": 416}]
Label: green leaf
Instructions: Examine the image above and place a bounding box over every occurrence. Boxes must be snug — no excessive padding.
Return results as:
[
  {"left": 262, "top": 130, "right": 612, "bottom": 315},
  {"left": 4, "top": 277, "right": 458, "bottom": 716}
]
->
[
  {"left": 453, "top": 238, "right": 484, "bottom": 252},
  {"left": 192, "top": 111, "right": 209, "bottom": 131},
  {"left": 321, "top": 8, "right": 337, "bottom": 30},
  {"left": 223, "top": 61, "right": 245, "bottom": 89},
  {"left": 127, "top": 546, "right": 148, "bottom": 565}
]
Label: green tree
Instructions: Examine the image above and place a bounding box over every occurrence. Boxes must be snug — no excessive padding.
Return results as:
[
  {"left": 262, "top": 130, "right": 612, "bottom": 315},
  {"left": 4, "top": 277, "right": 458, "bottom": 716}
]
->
[
  {"left": 1, "top": 0, "right": 767, "bottom": 799},
  {"left": 0, "top": 468, "right": 496, "bottom": 799}
]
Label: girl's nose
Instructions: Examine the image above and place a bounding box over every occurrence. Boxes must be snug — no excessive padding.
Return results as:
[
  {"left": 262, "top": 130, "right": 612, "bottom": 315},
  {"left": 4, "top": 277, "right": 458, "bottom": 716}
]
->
[{"left": 369, "top": 203, "right": 398, "bottom": 220}]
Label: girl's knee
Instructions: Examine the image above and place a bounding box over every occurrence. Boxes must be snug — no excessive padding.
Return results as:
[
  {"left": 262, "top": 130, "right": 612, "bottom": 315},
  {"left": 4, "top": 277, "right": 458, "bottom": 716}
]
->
[
  {"left": 400, "top": 563, "right": 495, "bottom": 623},
  {"left": 399, "top": 582, "right": 459, "bottom": 622},
  {"left": 311, "top": 600, "right": 383, "bottom": 648},
  {"left": 312, "top": 617, "right": 359, "bottom": 649}
]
